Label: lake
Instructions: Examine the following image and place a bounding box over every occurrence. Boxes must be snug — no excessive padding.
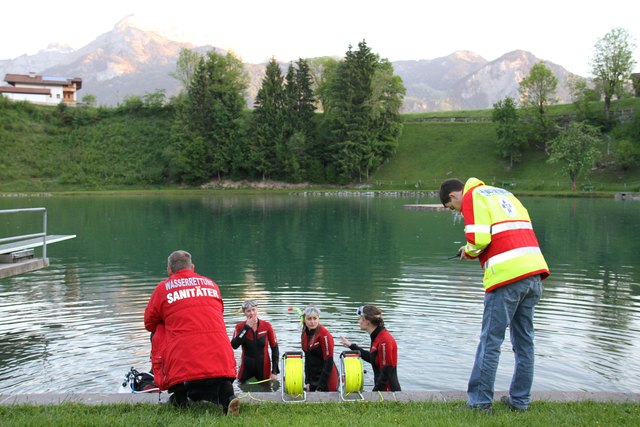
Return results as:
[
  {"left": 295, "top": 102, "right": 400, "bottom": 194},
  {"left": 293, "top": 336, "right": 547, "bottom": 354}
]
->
[{"left": 1, "top": 193, "right": 639, "bottom": 394}]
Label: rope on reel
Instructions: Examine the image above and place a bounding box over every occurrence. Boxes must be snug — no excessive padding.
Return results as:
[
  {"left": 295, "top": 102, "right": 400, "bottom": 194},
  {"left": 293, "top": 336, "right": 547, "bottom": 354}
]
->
[
  {"left": 281, "top": 351, "right": 306, "bottom": 402},
  {"left": 343, "top": 355, "right": 364, "bottom": 392},
  {"left": 339, "top": 351, "right": 364, "bottom": 401}
]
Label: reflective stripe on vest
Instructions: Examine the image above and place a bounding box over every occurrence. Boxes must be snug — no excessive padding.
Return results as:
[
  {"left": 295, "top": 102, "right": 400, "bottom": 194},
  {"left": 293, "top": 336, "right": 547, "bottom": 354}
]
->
[
  {"left": 465, "top": 224, "right": 491, "bottom": 234},
  {"left": 491, "top": 221, "right": 533, "bottom": 235},
  {"left": 466, "top": 222, "right": 533, "bottom": 235},
  {"left": 484, "top": 246, "right": 542, "bottom": 270}
]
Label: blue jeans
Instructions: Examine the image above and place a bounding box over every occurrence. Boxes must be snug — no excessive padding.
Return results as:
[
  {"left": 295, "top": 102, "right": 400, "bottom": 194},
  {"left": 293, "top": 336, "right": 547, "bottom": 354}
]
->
[{"left": 467, "top": 275, "right": 542, "bottom": 409}]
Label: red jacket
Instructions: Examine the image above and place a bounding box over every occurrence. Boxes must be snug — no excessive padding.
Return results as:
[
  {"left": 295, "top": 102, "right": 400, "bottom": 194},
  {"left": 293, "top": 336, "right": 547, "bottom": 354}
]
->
[{"left": 144, "top": 268, "right": 236, "bottom": 390}]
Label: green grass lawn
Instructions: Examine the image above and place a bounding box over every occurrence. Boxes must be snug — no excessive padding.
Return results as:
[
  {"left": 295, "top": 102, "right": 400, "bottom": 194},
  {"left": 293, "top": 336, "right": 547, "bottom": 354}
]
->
[
  {"left": 373, "top": 122, "right": 564, "bottom": 190},
  {"left": 371, "top": 119, "right": 640, "bottom": 192},
  {"left": 1, "top": 400, "right": 639, "bottom": 426}
]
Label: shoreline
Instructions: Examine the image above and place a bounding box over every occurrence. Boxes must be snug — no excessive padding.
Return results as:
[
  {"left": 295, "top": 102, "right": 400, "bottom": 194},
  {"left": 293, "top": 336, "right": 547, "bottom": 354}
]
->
[
  {"left": 0, "top": 188, "right": 620, "bottom": 198},
  {"left": 2, "top": 390, "right": 640, "bottom": 405}
]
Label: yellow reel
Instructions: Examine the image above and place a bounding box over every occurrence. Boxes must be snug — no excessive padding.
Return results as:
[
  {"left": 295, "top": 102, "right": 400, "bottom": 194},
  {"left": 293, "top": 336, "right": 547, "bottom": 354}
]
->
[
  {"left": 339, "top": 351, "right": 364, "bottom": 401},
  {"left": 281, "top": 351, "right": 306, "bottom": 402}
]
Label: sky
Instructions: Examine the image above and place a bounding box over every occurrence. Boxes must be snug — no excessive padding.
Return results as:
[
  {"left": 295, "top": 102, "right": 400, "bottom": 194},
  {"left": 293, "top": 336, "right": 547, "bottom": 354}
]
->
[{"left": 1, "top": 0, "right": 638, "bottom": 77}]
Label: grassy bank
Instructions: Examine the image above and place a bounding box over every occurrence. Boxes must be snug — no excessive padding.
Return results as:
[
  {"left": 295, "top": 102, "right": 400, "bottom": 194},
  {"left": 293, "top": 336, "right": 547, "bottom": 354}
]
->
[
  {"left": 1, "top": 400, "right": 639, "bottom": 426},
  {"left": 1, "top": 97, "right": 638, "bottom": 193},
  {"left": 372, "top": 120, "right": 640, "bottom": 192}
]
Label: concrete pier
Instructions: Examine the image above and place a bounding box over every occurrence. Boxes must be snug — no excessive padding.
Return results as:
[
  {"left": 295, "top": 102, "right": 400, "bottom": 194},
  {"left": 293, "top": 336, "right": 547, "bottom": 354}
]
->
[
  {"left": 2, "top": 391, "right": 639, "bottom": 405},
  {"left": 0, "top": 258, "right": 49, "bottom": 279}
]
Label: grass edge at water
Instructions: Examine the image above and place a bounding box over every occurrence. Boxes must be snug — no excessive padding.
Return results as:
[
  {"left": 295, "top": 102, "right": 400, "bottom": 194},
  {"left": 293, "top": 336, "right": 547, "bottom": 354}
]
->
[{"left": 1, "top": 400, "right": 639, "bottom": 426}]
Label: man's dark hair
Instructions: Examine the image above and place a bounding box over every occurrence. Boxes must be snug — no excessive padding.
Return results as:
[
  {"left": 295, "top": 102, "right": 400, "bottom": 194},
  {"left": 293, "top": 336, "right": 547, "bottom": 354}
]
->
[{"left": 439, "top": 179, "right": 464, "bottom": 206}]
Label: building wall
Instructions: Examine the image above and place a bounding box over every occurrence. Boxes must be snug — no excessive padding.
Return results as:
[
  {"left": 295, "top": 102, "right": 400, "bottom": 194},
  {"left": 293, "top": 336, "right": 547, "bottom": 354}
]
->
[
  {"left": 2, "top": 92, "right": 52, "bottom": 104},
  {"left": 2, "top": 85, "right": 65, "bottom": 105}
]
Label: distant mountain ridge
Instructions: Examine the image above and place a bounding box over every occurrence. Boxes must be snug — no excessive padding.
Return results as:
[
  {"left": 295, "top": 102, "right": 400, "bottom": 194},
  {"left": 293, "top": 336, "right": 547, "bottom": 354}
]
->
[{"left": 0, "top": 17, "right": 579, "bottom": 111}]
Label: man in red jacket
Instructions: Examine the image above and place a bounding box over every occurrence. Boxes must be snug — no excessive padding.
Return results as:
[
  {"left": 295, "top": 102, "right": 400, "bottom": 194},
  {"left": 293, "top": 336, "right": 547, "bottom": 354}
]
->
[{"left": 144, "top": 250, "right": 239, "bottom": 416}]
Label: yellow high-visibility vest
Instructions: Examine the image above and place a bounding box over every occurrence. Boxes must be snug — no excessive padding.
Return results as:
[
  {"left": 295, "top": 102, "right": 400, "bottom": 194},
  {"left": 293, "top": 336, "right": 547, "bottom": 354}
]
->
[{"left": 461, "top": 178, "right": 550, "bottom": 292}]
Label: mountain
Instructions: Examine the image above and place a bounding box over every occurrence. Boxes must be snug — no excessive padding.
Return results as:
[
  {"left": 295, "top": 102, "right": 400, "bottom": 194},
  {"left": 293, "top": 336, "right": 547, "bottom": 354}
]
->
[
  {"left": 393, "top": 51, "right": 488, "bottom": 111},
  {"left": 34, "top": 17, "right": 227, "bottom": 106},
  {"left": 448, "top": 50, "right": 575, "bottom": 111},
  {"left": 0, "top": 43, "right": 74, "bottom": 77},
  {"left": 0, "top": 18, "right": 579, "bottom": 111}
]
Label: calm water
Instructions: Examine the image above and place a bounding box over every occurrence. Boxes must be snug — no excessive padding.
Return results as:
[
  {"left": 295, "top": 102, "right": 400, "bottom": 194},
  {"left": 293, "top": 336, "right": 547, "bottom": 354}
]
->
[{"left": 1, "top": 194, "right": 639, "bottom": 394}]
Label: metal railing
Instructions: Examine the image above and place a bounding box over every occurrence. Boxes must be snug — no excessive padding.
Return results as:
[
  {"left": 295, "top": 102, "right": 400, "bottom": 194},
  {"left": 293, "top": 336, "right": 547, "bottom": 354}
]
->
[{"left": 0, "top": 207, "right": 48, "bottom": 259}]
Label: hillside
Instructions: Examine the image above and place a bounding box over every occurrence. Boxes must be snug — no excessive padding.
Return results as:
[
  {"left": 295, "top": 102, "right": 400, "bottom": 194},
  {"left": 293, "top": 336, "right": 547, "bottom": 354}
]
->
[
  {"left": 372, "top": 102, "right": 640, "bottom": 192},
  {"left": 373, "top": 122, "right": 569, "bottom": 190},
  {"left": 0, "top": 97, "right": 638, "bottom": 193}
]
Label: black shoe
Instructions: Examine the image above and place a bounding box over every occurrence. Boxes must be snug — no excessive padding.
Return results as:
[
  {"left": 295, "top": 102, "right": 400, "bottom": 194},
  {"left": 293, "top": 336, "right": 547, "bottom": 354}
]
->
[
  {"left": 169, "top": 392, "right": 190, "bottom": 408},
  {"left": 467, "top": 403, "right": 493, "bottom": 414},
  {"left": 500, "top": 395, "right": 526, "bottom": 412}
]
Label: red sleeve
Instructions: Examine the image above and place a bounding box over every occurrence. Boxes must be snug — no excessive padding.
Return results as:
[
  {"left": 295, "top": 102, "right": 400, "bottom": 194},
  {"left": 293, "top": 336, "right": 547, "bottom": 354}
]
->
[
  {"left": 144, "top": 285, "right": 163, "bottom": 332},
  {"left": 461, "top": 188, "right": 477, "bottom": 245},
  {"left": 267, "top": 323, "right": 278, "bottom": 347}
]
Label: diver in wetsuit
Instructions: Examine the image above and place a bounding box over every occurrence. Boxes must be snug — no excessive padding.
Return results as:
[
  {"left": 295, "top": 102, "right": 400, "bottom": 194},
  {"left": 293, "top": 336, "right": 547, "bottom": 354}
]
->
[{"left": 231, "top": 300, "right": 279, "bottom": 383}]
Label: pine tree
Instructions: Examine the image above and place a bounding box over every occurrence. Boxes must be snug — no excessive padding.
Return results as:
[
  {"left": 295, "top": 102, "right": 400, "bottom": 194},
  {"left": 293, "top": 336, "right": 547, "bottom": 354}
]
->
[
  {"left": 294, "top": 58, "right": 317, "bottom": 138},
  {"left": 169, "top": 51, "right": 248, "bottom": 183},
  {"left": 323, "top": 40, "right": 405, "bottom": 182},
  {"left": 250, "top": 58, "right": 287, "bottom": 180}
]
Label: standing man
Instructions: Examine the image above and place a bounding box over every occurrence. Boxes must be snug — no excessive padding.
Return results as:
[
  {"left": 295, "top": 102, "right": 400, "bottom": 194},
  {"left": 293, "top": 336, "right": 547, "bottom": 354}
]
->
[
  {"left": 144, "top": 250, "right": 240, "bottom": 416},
  {"left": 439, "top": 178, "right": 549, "bottom": 412}
]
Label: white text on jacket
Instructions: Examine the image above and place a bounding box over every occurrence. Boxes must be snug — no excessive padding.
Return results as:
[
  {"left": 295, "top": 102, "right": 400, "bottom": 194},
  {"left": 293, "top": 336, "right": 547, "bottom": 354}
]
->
[{"left": 167, "top": 286, "right": 220, "bottom": 304}]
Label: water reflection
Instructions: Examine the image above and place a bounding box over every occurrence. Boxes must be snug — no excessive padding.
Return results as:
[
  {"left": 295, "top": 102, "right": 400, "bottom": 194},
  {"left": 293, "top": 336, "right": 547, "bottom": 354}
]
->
[{"left": 0, "top": 195, "right": 639, "bottom": 394}]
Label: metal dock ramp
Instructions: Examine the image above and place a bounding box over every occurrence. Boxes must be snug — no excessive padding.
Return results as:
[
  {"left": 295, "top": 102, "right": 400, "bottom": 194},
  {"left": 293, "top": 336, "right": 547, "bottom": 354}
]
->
[{"left": 0, "top": 208, "right": 76, "bottom": 279}]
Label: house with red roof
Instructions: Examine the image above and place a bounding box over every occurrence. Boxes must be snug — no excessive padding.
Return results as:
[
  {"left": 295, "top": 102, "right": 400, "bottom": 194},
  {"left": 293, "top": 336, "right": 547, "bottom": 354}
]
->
[{"left": 0, "top": 73, "right": 82, "bottom": 105}]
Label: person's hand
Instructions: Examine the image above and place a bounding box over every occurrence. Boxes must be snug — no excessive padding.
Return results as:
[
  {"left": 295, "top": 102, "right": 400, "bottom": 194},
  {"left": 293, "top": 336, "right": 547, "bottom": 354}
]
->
[
  {"left": 339, "top": 336, "right": 351, "bottom": 347},
  {"left": 458, "top": 245, "right": 473, "bottom": 260},
  {"left": 246, "top": 315, "right": 258, "bottom": 328},
  {"left": 270, "top": 373, "right": 279, "bottom": 381},
  {"left": 458, "top": 245, "right": 467, "bottom": 260}
]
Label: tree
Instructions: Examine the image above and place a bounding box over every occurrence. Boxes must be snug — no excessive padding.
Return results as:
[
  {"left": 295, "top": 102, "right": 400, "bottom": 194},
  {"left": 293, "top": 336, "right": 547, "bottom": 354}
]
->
[
  {"left": 548, "top": 122, "right": 602, "bottom": 190},
  {"left": 632, "top": 73, "right": 640, "bottom": 97},
  {"left": 492, "top": 97, "right": 527, "bottom": 169},
  {"left": 307, "top": 57, "right": 339, "bottom": 112},
  {"left": 119, "top": 95, "right": 144, "bottom": 113},
  {"left": 519, "top": 62, "right": 558, "bottom": 115},
  {"left": 170, "top": 48, "right": 202, "bottom": 94},
  {"left": 568, "top": 76, "right": 604, "bottom": 125},
  {"left": 518, "top": 62, "right": 558, "bottom": 152},
  {"left": 323, "top": 40, "right": 405, "bottom": 182},
  {"left": 169, "top": 50, "right": 249, "bottom": 183},
  {"left": 142, "top": 90, "right": 166, "bottom": 110},
  {"left": 590, "top": 27, "right": 637, "bottom": 120},
  {"left": 286, "top": 58, "right": 317, "bottom": 138},
  {"left": 612, "top": 109, "right": 640, "bottom": 170},
  {"left": 281, "top": 59, "right": 318, "bottom": 181},
  {"left": 250, "top": 57, "right": 287, "bottom": 180},
  {"left": 81, "top": 94, "right": 96, "bottom": 107}
]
